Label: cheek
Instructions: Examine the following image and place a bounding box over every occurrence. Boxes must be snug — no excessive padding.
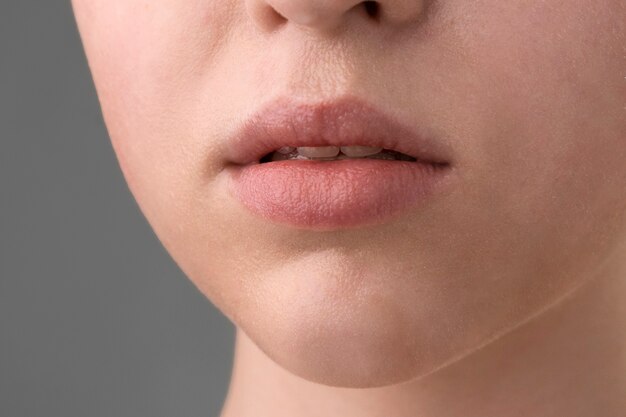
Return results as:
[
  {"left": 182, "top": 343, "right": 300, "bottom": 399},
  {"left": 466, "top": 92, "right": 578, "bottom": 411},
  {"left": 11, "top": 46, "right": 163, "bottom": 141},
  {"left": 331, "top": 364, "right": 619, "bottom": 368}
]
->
[
  {"left": 72, "top": 0, "right": 235, "bottom": 155},
  {"left": 442, "top": 0, "right": 626, "bottom": 241},
  {"left": 72, "top": 0, "right": 234, "bottom": 239}
]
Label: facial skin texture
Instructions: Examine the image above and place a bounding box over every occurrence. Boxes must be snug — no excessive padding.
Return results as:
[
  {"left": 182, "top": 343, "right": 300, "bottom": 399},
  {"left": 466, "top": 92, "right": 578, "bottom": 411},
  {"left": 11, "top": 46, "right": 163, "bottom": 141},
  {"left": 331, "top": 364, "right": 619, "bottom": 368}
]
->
[{"left": 72, "top": 0, "right": 626, "bottom": 398}]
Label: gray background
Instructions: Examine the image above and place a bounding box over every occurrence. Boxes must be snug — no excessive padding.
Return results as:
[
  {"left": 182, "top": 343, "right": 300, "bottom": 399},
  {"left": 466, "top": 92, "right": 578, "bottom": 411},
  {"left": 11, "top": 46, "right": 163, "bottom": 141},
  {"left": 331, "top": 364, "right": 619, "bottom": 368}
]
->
[{"left": 1, "top": 2, "right": 235, "bottom": 416}]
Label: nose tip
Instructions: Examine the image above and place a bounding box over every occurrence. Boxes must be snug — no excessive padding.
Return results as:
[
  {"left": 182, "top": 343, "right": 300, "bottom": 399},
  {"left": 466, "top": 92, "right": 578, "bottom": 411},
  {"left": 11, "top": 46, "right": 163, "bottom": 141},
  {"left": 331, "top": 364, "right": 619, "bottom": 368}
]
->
[
  {"left": 247, "top": 0, "right": 425, "bottom": 34},
  {"left": 271, "top": 0, "right": 378, "bottom": 31}
]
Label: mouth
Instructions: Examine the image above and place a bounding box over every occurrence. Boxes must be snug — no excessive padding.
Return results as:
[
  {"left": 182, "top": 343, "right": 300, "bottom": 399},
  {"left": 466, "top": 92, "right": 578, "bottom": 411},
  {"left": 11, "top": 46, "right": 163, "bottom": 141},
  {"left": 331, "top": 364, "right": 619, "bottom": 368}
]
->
[
  {"left": 259, "top": 146, "right": 420, "bottom": 163},
  {"left": 224, "top": 96, "right": 455, "bottom": 230}
]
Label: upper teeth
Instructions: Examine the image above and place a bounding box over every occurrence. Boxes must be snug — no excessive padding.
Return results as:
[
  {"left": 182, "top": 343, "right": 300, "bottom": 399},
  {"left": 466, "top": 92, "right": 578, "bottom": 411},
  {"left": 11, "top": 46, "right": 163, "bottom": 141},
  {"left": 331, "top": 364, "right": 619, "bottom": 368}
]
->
[
  {"left": 265, "top": 145, "right": 418, "bottom": 163},
  {"left": 297, "top": 146, "right": 341, "bottom": 158},
  {"left": 339, "top": 146, "right": 384, "bottom": 157},
  {"left": 277, "top": 146, "right": 296, "bottom": 154},
  {"left": 291, "top": 145, "right": 384, "bottom": 158}
]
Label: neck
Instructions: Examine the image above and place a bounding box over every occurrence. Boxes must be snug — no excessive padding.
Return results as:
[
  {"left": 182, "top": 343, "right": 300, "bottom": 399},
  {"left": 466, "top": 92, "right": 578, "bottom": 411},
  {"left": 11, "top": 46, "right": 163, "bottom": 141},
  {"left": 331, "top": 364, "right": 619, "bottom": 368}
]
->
[{"left": 220, "top": 257, "right": 626, "bottom": 417}]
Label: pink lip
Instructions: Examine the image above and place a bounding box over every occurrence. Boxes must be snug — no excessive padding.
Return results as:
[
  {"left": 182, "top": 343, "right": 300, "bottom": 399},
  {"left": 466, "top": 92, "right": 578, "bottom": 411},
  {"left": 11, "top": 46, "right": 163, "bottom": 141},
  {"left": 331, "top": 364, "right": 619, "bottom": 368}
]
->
[{"left": 224, "top": 96, "right": 456, "bottom": 229}]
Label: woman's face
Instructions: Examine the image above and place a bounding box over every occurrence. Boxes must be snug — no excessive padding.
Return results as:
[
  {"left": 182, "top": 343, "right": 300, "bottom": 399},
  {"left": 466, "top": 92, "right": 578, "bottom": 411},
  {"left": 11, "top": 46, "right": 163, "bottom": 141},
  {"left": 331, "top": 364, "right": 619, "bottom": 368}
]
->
[{"left": 72, "top": 0, "right": 626, "bottom": 387}]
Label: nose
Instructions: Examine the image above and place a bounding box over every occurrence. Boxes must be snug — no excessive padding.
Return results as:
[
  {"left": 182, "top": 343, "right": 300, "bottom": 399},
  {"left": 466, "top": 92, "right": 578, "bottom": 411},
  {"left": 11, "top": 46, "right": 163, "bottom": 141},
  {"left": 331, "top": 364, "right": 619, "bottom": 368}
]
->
[{"left": 246, "top": 0, "right": 425, "bottom": 34}]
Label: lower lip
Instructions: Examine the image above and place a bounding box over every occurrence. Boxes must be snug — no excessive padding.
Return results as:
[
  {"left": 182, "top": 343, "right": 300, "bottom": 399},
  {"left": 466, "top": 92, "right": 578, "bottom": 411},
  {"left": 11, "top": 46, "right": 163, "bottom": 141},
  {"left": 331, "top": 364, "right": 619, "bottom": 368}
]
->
[{"left": 227, "top": 159, "right": 452, "bottom": 229}]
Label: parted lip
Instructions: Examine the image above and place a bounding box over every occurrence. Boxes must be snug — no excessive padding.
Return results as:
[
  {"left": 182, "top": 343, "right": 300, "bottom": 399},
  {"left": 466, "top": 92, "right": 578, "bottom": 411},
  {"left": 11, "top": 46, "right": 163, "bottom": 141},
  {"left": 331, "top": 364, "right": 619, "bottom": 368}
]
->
[{"left": 225, "top": 95, "right": 453, "bottom": 166}]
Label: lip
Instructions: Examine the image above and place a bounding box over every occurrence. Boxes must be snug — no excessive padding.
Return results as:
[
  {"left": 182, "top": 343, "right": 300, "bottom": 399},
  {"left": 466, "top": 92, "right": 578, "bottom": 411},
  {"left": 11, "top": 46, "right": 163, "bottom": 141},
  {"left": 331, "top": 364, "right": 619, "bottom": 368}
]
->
[
  {"left": 224, "top": 96, "right": 456, "bottom": 229},
  {"left": 226, "top": 96, "right": 452, "bottom": 166}
]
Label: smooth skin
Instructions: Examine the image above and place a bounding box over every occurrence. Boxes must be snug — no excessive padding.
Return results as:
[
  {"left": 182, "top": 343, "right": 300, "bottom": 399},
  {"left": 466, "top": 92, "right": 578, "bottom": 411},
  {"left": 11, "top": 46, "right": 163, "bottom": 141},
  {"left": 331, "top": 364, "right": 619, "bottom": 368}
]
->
[{"left": 71, "top": 0, "right": 626, "bottom": 416}]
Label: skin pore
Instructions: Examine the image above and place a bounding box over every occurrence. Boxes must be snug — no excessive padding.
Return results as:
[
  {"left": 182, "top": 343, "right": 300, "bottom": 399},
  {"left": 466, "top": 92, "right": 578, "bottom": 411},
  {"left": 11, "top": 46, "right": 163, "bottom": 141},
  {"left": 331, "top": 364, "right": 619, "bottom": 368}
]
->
[{"left": 71, "top": 0, "right": 626, "bottom": 415}]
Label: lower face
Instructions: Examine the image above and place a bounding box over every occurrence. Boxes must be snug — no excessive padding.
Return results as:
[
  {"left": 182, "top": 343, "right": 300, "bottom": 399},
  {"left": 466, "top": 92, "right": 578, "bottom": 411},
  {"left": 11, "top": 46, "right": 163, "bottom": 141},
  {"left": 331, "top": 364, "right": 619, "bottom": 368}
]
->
[{"left": 72, "top": 0, "right": 626, "bottom": 387}]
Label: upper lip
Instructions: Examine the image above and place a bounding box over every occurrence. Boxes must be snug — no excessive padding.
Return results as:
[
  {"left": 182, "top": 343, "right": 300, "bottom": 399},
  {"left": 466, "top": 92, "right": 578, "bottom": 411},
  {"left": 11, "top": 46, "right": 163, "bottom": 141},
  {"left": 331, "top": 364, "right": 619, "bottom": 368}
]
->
[{"left": 225, "top": 95, "right": 453, "bottom": 166}]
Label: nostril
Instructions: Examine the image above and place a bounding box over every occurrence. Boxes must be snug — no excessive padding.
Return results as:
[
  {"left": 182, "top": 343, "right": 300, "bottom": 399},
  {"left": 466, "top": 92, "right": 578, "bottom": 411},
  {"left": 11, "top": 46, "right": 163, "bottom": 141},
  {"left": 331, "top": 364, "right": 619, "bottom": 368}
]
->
[{"left": 363, "top": 1, "right": 380, "bottom": 19}]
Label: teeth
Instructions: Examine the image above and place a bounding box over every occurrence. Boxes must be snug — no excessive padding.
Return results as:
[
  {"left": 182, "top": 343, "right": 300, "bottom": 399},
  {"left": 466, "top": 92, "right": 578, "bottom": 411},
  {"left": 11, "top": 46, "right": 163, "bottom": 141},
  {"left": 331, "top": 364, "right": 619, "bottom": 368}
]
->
[
  {"left": 264, "top": 145, "right": 414, "bottom": 163},
  {"left": 277, "top": 146, "right": 295, "bottom": 154},
  {"left": 296, "top": 146, "right": 340, "bottom": 158},
  {"left": 339, "top": 145, "right": 383, "bottom": 158}
]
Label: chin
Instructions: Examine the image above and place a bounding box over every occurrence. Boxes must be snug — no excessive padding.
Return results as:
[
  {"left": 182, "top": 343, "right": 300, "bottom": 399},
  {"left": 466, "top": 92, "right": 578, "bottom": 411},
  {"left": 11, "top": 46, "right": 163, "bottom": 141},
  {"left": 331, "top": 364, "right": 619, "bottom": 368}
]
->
[
  {"left": 240, "top": 307, "right": 426, "bottom": 388},
  {"left": 232, "top": 257, "right": 449, "bottom": 388},
  {"left": 223, "top": 247, "right": 574, "bottom": 388}
]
